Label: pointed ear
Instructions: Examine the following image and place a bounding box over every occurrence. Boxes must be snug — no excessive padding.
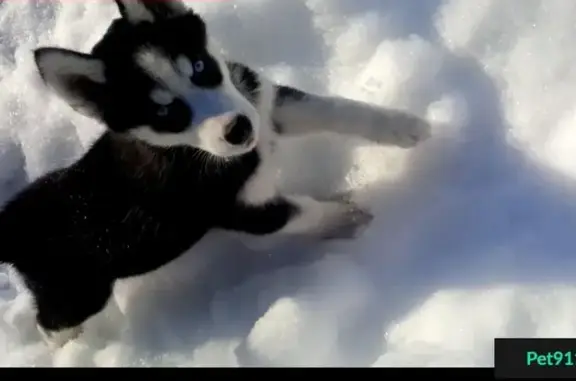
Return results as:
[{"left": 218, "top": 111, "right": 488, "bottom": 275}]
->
[
  {"left": 34, "top": 47, "right": 107, "bottom": 119},
  {"left": 114, "top": 0, "right": 188, "bottom": 24}
]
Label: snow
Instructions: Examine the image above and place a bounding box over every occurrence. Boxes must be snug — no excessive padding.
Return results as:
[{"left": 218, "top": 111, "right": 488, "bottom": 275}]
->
[{"left": 2, "top": 0, "right": 576, "bottom": 367}]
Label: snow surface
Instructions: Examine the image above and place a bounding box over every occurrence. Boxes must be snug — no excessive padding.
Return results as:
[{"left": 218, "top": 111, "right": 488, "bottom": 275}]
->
[{"left": 2, "top": 0, "right": 576, "bottom": 367}]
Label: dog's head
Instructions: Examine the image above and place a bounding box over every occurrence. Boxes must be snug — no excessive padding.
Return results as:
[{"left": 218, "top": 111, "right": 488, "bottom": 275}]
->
[{"left": 34, "top": 0, "right": 259, "bottom": 158}]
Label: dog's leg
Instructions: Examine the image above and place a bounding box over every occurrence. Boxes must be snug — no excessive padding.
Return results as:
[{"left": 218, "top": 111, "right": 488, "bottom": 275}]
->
[
  {"left": 219, "top": 194, "right": 374, "bottom": 241},
  {"left": 33, "top": 278, "right": 114, "bottom": 349},
  {"left": 227, "top": 61, "right": 429, "bottom": 148},
  {"left": 272, "top": 84, "right": 431, "bottom": 148}
]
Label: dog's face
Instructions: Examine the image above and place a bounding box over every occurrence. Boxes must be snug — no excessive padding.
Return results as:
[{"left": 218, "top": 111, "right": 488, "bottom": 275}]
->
[{"left": 34, "top": 0, "right": 259, "bottom": 158}]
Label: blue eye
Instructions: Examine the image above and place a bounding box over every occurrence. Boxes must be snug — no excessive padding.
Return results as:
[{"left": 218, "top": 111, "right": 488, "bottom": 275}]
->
[{"left": 194, "top": 60, "right": 205, "bottom": 73}]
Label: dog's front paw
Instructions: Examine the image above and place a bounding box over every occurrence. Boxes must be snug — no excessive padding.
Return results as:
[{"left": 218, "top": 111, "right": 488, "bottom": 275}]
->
[
  {"left": 373, "top": 110, "right": 431, "bottom": 148},
  {"left": 319, "top": 201, "right": 374, "bottom": 240}
]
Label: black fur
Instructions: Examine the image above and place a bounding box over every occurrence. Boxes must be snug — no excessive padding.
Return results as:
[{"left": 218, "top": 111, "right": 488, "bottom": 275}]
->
[
  {"left": 0, "top": 3, "right": 306, "bottom": 338},
  {"left": 271, "top": 86, "right": 307, "bottom": 134},
  {"left": 227, "top": 61, "right": 260, "bottom": 104},
  {"left": 274, "top": 85, "right": 308, "bottom": 106},
  {"left": 0, "top": 0, "right": 380, "bottom": 341},
  {"left": 115, "top": 0, "right": 184, "bottom": 21},
  {"left": 222, "top": 61, "right": 309, "bottom": 135},
  {"left": 225, "top": 61, "right": 287, "bottom": 134},
  {"left": 0, "top": 130, "right": 297, "bottom": 333}
]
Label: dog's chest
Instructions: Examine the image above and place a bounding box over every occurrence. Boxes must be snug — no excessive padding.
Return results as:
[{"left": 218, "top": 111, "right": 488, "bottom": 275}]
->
[
  {"left": 170, "top": 146, "right": 265, "bottom": 204},
  {"left": 236, "top": 132, "right": 279, "bottom": 205}
]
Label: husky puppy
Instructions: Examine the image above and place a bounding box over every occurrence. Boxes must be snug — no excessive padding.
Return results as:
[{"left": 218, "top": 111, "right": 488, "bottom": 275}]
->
[{"left": 0, "top": 0, "right": 430, "bottom": 348}]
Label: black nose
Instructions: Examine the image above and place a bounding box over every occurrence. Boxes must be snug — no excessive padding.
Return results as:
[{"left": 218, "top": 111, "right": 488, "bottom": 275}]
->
[{"left": 224, "top": 114, "right": 253, "bottom": 146}]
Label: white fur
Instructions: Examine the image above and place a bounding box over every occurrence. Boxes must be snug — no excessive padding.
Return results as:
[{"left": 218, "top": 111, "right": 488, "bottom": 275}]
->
[
  {"left": 233, "top": 75, "right": 431, "bottom": 240},
  {"left": 134, "top": 48, "right": 260, "bottom": 158},
  {"left": 236, "top": 68, "right": 431, "bottom": 213},
  {"left": 228, "top": 71, "right": 356, "bottom": 237},
  {"left": 238, "top": 78, "right": 279, "bottom": 205},
  {"left": 273, "top": 94, "right": 431, "bottom": 147},
  {"left": 235, "top": 76, "right": 373, "bottom": 239},
  {"left": 150, "top": 88, "right": 175, "bottom": 106}
]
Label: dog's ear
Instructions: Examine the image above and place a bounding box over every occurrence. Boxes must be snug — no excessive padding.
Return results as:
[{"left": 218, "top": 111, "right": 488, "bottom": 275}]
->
[
  {"left": 114, "top": 0, "right": 188, "bottom": 24},
  {"left": 34, "top": 47, "right": 108, "bottom": 119}
]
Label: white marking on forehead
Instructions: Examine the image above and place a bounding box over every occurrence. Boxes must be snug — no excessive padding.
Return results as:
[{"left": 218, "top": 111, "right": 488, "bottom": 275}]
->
[
  {"left": 176, "top": 55, "right": 193, "bottom": 77},
  {"left": 136, "top": 48, "right": 189, "bottom": 96},
  {"left": 150, "top": 88, "right": 174, "bottom": 105}
]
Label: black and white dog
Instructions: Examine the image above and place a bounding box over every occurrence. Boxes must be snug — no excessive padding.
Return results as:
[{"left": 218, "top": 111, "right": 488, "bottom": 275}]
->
[{"left": 0, "top": 0, "right": 430, "bottom": 349}]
